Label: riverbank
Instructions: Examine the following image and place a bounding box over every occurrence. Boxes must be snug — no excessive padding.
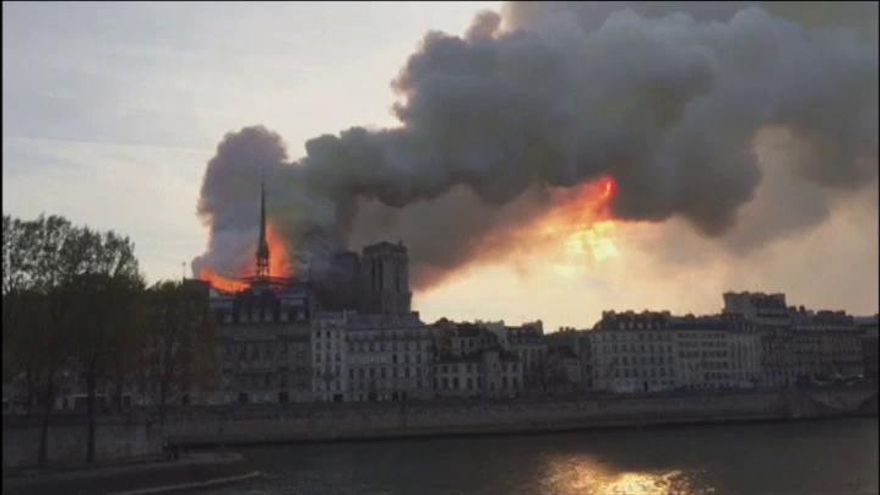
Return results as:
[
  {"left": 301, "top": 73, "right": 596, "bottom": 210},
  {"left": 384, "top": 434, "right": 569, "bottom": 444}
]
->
[
  {"left": 1, "top": 451, "right": 257, "bottom": 495},
  {"left": 163, "top": 386, "right": 878, "bottom": 448},
  {"left": 4, "top": 386, "right": 876, "bottom": 469}
]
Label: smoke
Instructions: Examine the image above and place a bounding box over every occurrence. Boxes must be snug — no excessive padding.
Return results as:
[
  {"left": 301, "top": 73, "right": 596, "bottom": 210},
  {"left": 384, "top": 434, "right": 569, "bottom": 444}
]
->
[{"left": 193, "top": 2, "right": 877, "bottom": 289}]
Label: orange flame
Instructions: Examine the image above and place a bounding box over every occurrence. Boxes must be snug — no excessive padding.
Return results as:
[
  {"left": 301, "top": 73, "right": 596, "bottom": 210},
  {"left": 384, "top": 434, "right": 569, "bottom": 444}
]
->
[
  {"left": 546, "top": 175, "right": 617, "bottom": 226},
  {"left": 199, "top": 221, "right": 295, "bottom": 292},
  {"left": 500, "top": 175, "right": 621, "bottom": 278},
  {"left": 543, "top": 176, "right": 621, "bottom": 274},
  {"left": 199, "top": 267, "right": 249, "bottom": 293},
  {"left": 266, "top": 222, "right": 294, "bottom": 278}
]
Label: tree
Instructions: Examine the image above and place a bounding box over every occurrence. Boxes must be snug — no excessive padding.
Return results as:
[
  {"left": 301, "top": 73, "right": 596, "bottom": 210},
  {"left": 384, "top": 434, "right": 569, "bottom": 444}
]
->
[
  {"left": 69, "top": 273, "right": 144, "bottom": 462},
  {"left": 2, "top": 214, "right": 145, "bottom": 465},
  {"left": 64, "top": 229, "right": 144, "bottom": 462},
  {"left": 141, "top": 280, "right": 214, "bottom": 424},
  {"left": 3, "top": 215, "right": 42, "bottom": 413},
  {"left": 3, "top": 215, "right": 85, "bottom": 464}
]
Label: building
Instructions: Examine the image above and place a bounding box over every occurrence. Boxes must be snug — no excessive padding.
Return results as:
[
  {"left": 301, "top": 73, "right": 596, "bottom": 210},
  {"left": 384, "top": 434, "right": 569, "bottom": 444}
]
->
[
  {"left": 545, "top": 328, "right": 593, "bottom": 393},
  {"left": 204, "top": 183, "right": 314, "bottom": 404},
  {"left": 724, "top": 292, "right": 867, "bottom": 386},
  {"left": 671, "top": 314, "right": 761, "bottom": 390},
  {"left": 857, "top": 315, "right": 879, "bottom": 382},
  {"left": 360, "top": 241, "right": 411, "bottom": 316},
  {"left": 211, "top": 280, "right": 313, "bottom": 404},
  {"left": 506, "top": 321, "right": 548, "bottom": 392},
  {"left": 588, "top": 309, "right": 762, "bottom": 394},
  {"left": 790, "top": 308, "right": 864, "bottom": 382},
  {"left": 311, "top": 311, "right": 349, "bottom": 402},
  {"left": 723, "top": 292, "right": 795, "bottom": 387},
  {"left": 431, "top": 321, "right": 522, "bottom": 399},
  {"left": 340, "top": 312, "right": 433, "bottom": 402},
  {"left": 589, "top": 311, "right": 680, "bottom": 394}
]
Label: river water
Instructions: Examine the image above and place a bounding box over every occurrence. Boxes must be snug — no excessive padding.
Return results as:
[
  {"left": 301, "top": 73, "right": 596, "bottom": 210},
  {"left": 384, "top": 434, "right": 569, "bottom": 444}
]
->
[{"left": 205, "top": 417, "right": 878, "bottom": 495}]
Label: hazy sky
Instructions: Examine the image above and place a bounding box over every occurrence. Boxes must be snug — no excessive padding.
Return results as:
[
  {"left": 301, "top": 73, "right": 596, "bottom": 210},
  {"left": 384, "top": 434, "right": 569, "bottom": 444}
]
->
[
  {"left": 3, "top": 2, "right": 877, "bottom": 331},
  {"left": 3, "top": 1, "right": 499, "bottom": 279}
]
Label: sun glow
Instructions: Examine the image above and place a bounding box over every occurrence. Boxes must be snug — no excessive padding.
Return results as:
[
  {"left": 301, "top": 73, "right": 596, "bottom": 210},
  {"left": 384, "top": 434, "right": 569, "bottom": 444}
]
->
[{"left": 564, "top": 220, "right": 620, "bottom": 261}]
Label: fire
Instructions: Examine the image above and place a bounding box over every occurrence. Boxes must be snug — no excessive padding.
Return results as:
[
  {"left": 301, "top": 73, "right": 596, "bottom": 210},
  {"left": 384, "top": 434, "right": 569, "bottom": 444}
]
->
[
  {"left": 547, "top": 175, "right": 617, "bottom": 227},
  {"left": 469, "top": 175, "right": 621, "bottom": 278},
  {"left": 266, "top": 222, "right": 294, "bottom": 278},
  {"left": 543, "top": 176, "right": 621, "bottom": 276},
  {"left": 199, "top": 267, "right": 249, "bottom": 293},
  {"left": 199, "top": 221, "right": 295, "bottom": 292}
]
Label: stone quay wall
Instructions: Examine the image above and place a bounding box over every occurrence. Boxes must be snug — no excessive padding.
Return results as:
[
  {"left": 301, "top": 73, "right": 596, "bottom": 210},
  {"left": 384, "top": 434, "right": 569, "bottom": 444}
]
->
[
  {"left": 2, "top": 415, "right": 162, "bottom": 469},
  {"left": 161, "top": 387, "right": 878, "bottom": 446},
  {"left": 3, "top": 387, "right": 876, "bottom": 468}
]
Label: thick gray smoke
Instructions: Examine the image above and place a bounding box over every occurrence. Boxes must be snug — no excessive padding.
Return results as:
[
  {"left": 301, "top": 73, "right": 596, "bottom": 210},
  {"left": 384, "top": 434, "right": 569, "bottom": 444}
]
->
[{"left": 193, "top": 2, "right": 878, "bottom": 288}]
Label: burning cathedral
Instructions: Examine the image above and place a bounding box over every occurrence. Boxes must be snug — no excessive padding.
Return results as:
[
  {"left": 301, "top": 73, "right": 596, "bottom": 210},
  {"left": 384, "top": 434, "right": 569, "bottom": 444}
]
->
[
  {"left": 200, "top": 181, "right": 413, "bottom": 317},
  {"left": 195, "top": 183, "right": 422, "bottom": 405}
]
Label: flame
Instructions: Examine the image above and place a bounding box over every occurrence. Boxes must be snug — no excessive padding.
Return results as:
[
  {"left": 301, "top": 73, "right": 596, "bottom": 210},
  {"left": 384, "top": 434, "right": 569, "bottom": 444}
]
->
[
  {"left": 546, "top": 175, "right": 617, "bottom": 227},
  {"left": 199, "top": 221, "right": 294, "bottom": 292},
  {"left": 545, "top": 176, "right": 619, "bottom": 256},
  {"left": 266, "top": 222, "right": 294, "bottom": 278},
  {"left": 543, "top": 176, "right": 621, "bottom": 277},
  {"left": 199, "top": 267, "right": 249, "bottom": 293},
  {"left": 456, "top": 175, "right": 621, "bottom": 283}
]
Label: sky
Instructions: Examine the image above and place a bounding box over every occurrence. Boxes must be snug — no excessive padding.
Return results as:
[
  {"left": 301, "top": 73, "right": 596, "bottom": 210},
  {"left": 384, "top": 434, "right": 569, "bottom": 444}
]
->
[{"left": 3, "top": 2, "right": 878, "bottom": 331}]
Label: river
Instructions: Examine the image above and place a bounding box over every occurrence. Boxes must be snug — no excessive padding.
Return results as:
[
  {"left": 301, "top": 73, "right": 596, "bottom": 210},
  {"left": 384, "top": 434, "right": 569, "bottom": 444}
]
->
[{"left": 203, "top": 417, "right": 878, "bottom": 494}]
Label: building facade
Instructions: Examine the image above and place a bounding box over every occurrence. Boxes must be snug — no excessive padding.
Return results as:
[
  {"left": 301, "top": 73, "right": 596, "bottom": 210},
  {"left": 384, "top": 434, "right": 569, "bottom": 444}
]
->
[
  {"left": 589, "top": 311, "right": 680, "bottom": 394},
  {"left": 211, "top": 281, "right": 313, "bottom": 405},
  {"left": 431, "top": 321, "right": 523, "bottom": 399},
  {"left": 336, "top": 312, "right": 433, "bottom": 402},
  {"left": 723, "top": 292, "right": 795, "bottom": 387}
]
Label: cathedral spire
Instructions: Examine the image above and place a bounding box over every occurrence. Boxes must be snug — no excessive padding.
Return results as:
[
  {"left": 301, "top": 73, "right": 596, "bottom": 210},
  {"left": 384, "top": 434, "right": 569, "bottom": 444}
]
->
[{"left": 256, "top": 180, "right": 270, "bottom": 278}]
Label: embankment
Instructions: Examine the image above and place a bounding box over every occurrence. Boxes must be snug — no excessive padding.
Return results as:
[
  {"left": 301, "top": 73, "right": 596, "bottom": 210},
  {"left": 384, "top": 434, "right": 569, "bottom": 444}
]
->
[
  {"left": 3, "top": 386, "right": 876, "bottom": 468},
  {"left": 162, "top": 387, "right": 878, "bottom": 447},
  {"left": 2, "top": 414, "right": 161, "bottom": 470}
]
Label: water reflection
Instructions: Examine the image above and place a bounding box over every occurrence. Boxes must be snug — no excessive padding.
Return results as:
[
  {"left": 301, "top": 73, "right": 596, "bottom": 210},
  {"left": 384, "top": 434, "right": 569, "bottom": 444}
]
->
[
  {"left": 199, "top": 418, "right": 877, "bottom": 495},
  {"left": 543, "top": 454, "right": 715, "bottom": 495}
]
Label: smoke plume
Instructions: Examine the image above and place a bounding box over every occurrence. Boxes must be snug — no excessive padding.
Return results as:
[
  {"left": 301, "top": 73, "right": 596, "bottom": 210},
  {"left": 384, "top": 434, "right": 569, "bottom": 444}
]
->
[{"left": 193, "top": 2, "right": 878, "bottom": 290}]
